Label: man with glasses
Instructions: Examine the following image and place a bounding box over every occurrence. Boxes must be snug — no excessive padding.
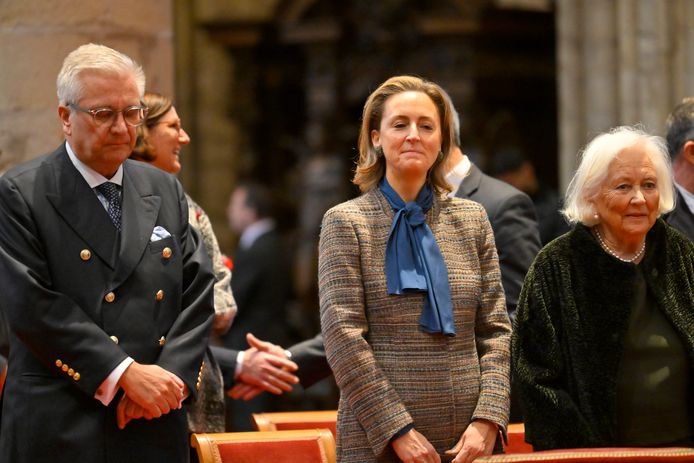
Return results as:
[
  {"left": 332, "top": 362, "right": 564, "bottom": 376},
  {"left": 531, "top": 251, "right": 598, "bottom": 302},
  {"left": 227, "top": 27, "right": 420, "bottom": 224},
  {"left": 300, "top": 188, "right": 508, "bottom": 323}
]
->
[{"left": 0, "top": 43, "right": 215, "bottom": 463}]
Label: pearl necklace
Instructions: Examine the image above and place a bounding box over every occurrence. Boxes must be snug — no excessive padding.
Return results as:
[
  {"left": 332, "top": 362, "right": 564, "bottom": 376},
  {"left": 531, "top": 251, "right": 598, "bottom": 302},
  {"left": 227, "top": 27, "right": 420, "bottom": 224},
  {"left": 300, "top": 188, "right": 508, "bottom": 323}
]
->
[{"left": 594, "top": 228, "right": 646, "bottom": 263}]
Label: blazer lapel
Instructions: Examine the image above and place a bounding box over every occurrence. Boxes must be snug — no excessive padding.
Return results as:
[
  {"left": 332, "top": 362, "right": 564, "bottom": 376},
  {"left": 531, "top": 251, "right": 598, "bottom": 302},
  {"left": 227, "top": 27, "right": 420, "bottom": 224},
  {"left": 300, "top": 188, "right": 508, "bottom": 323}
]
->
[
  {"left": 671, "top": 190, "right": 694, "bottom": 235},
  {"left": 45, "top": 146, "right": 119, "bottom": 268},
  {"left": 111, "top": 163, "right": 161, "bottom": 289},
  {"left": 455, "top": 163, "right": 482, "bottom": 200}
]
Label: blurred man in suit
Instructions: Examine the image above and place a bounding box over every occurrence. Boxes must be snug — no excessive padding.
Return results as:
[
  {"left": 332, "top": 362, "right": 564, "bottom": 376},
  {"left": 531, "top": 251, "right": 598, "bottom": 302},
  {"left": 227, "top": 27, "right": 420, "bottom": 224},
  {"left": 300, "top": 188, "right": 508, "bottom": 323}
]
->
[
  {"left": 221, "top": 182, "right": 293, "bottom": 430},
  {"left": 491, "top": 146, "right": 571, "bottom": 245},
  {"left": 444, "top": 102, "right": 541, "bottom": 322},
  {"left": 665, "top": 97, "right": 694, "bottom": 241},
  {"left": 0, "top": 43, "right": 214, "bottom": 463}
]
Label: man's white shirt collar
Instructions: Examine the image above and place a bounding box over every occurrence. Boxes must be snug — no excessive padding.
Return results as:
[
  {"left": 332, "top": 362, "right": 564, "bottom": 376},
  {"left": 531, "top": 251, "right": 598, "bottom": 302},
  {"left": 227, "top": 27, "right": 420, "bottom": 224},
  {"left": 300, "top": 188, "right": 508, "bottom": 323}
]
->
[
  {"left": 445, "top": 155, "right": 471, "bottom": 198},
  {"left": 65, "top": 141, "right": 123, "bottom": 188}
]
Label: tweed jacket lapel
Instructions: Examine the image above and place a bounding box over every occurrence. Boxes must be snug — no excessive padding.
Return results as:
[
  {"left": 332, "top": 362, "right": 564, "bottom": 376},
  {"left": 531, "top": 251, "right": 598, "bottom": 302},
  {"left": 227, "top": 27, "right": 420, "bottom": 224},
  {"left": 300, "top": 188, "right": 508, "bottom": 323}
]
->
[
  {"left": 45, "top": 145, "right": 119, "bottom": 268},
  {"left": 111, "top": 161, "right": 161, "bottom": 289}
]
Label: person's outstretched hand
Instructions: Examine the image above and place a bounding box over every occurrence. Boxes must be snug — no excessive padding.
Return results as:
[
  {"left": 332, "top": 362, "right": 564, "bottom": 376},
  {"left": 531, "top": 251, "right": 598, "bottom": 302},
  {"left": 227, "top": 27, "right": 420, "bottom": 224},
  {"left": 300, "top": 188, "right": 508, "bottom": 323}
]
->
[{"left": 227, "top": 333, "right": 299, "bottom": 399}]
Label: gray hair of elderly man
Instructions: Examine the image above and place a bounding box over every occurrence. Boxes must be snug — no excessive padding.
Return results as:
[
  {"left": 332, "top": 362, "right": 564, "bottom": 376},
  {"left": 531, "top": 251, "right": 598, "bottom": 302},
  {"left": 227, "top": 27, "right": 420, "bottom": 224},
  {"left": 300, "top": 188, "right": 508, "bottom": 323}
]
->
[
  {"left": 666, "top": 97, "right": 694, "bottom": 160},
  {"left": 439, "top": 87, "right": 462, "bottom": 148},
  {"left": 562, "top": 125, "right": 675, "bottom": 226},
  {"left": 56, "top": 43, "right": 145, "bottom": 105}
]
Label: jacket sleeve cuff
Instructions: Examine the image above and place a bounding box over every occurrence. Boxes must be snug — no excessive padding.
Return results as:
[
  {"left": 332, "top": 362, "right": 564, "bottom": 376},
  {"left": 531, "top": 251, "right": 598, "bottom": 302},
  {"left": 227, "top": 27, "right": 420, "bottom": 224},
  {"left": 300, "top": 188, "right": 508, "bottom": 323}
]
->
[
  {"left": 94, "top": 357, "right": 133, "bottom": 406},
  {"left": 389, "top": 423, "right": 415, "bottom": 444}
]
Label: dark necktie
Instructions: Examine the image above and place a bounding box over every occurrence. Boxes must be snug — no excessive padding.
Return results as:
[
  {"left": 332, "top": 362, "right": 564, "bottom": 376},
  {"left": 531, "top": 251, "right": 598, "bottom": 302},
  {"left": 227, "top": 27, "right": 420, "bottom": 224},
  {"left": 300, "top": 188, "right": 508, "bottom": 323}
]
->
[{"left": 96, "top": 182, "right": 122, "bottom": 231}]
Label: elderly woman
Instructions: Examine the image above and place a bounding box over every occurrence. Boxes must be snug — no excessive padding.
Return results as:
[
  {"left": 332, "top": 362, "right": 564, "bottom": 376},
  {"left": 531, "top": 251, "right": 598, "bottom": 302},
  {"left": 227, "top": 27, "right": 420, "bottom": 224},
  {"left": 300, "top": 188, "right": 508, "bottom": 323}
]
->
[
  {"left": 512, "top": 126, "right": 694, "bottom": 450},
  {"left": 319, "top": 76, "right": 511, "bottom": 463},
  {"left": 130, "top": 93, "right": 237, "bottom": 433}
]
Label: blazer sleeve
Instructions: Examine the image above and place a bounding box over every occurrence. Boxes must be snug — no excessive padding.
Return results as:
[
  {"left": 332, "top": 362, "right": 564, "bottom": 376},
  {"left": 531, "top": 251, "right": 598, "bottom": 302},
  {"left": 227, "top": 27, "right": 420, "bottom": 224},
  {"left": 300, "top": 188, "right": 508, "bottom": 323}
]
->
[
  {"left": 0, "top": 175, "right": 128, "bottom": 395},
  {"left": 209, "top": 345, "right": 239, "bottom": 390},
  {"left": 511, "top": 250, "right": 597, "bottom": 450},
  {"left": 487, "top": 191, "right": 541, "bottom": 321},
  {"left": 471, "top": 207, "right": 512, "bottom": 431},
  {"left": 319, "top": 207, "right": 413, "bottom": 457},
  {"left": 156, "top": 188, "right": 216, "bottom": 397},
  {"left": 288, "top": 333, "right": 331, "bottom": 388}
]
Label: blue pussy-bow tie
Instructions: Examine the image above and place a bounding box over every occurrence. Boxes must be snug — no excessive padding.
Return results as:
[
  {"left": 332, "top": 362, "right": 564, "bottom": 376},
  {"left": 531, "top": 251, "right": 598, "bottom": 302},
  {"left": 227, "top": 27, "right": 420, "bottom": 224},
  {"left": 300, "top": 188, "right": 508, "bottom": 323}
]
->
[{"left": 379, "top": 179, "right": 455, "bottom": 336}]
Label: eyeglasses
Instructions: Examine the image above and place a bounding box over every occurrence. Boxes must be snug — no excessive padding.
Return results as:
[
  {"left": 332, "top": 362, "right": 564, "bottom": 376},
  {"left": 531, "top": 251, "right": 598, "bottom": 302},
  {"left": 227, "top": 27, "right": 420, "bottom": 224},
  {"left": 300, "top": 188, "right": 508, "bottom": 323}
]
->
[{"left": 68, "top": 103, "right": 149, "bottom": 127}]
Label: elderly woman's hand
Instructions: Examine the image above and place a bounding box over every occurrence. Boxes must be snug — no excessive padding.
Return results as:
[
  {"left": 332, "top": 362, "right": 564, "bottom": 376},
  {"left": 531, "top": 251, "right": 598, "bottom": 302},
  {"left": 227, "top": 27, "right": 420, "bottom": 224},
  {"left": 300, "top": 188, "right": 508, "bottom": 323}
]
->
[
  {"left": 392, "top": 428, "right": 441, "bottom": 463},
  {"left": 445, "top": 419, "right": 498, "bottom": 463}
]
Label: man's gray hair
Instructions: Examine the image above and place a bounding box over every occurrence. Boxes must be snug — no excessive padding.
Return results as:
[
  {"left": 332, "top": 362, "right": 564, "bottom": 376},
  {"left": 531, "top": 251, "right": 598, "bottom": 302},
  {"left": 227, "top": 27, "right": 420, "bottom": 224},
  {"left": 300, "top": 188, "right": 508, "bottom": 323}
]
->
[
  {"left": 665, "top": 97, "right": 694, "bottom": 160},
  {"left": 56, "top": 43, "right": 145, "bottom": 105},
  {"left": 562, "top": 125, "right": 675, "bottom": 225},
  {"left": 439, "top": 88, "right": 461, "bottom": 147}
]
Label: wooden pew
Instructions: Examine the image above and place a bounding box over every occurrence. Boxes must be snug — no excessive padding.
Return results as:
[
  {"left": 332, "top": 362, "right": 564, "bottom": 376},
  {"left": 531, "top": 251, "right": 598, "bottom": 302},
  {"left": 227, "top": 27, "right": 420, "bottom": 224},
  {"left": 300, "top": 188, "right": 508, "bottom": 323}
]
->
[{"left": 191, "top": 429, "right": 336, "bottom": 463}]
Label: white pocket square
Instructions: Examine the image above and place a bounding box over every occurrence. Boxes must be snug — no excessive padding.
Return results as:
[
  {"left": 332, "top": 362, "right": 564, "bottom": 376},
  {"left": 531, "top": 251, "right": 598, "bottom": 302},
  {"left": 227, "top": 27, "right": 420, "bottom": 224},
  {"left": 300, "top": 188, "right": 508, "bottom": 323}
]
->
[{"left": 150, "top": 226, "right": 171, "bottom": 242}]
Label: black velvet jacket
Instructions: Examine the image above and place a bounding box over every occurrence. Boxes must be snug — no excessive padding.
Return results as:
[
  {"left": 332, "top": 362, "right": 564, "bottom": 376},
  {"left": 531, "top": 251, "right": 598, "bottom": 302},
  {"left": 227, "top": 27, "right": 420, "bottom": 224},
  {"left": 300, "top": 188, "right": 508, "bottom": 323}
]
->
[{"left": 512, "top": 219, "right": 694, "bottom": 450}]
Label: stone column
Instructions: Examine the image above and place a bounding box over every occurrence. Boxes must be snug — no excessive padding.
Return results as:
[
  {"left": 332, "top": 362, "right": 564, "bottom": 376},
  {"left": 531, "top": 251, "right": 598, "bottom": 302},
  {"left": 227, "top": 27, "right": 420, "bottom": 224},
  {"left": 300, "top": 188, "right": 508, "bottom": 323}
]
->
[
  {"left": 0, "top": 0, "right": 174, "bottom": 173},
  {"left": 556, "top": 0, "right": 694, "bottom": 190}
]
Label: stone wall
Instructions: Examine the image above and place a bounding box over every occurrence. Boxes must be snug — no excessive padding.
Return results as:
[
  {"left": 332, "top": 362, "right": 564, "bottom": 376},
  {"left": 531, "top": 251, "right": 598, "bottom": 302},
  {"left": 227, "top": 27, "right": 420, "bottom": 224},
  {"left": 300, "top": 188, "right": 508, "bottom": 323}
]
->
[
  {"left": 556, "top": 0, "right": 694, "bottom": 189},
  {"left": 0, "top": 0, "right": 174, "bottom": 173}
]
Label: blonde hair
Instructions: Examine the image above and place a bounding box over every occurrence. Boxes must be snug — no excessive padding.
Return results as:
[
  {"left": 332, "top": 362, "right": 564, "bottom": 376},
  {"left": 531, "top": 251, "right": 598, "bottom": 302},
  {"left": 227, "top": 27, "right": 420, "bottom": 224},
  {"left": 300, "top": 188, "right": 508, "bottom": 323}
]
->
[
  {"left": 353, "top": 75, "right": 455, "bottom": 194},
  {"left": 56, "top": 43, "right": 145, "bottom": 105},
  {"left": 562, "top": 125, "right": 675, "bottom": 225}
]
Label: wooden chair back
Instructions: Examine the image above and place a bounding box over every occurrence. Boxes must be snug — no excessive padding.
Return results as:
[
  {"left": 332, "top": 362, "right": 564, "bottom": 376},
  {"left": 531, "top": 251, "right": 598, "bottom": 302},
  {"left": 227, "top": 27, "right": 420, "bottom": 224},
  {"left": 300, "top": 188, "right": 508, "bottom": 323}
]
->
[
  {"left": 252, "top": 410, "right": 337, "bottom": 438},
  {"left": 191, "top": 428, "right": 336, "bottom": 463}
]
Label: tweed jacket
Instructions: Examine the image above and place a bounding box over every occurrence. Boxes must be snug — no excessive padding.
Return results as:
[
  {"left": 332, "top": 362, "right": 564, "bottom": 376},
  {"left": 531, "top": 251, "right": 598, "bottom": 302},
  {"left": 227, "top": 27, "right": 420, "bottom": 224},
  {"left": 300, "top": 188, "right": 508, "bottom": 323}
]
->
[
  {"left": 319, "top": 189, "right": 511, "bottom": 462},
  {"left": 186, "top": 193, "right": 237, "bottom": 320},
  {"left": 512, "top": 220, "right": 694, "bottom": 451}
]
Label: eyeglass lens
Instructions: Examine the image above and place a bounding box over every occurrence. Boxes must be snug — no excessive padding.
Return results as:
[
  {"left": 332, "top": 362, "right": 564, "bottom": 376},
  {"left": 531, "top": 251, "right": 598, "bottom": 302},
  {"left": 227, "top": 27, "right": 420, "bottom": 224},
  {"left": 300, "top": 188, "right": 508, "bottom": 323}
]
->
[{"left": 92, "top": 107, "right": 145, "bottom": 126}]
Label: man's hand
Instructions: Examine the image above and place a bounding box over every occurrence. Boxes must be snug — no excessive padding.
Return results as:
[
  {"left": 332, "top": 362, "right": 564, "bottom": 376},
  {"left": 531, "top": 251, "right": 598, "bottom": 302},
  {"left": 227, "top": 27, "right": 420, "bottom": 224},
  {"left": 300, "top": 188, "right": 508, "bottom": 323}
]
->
[
  {"left": 445, "top": 419, "right": 498, "bottom": 463},
  {"left": 391, "top": 428, "right": 440, "bottom": 463},
  {"left": 227, "top": 382, "right": 264, "bottom": 401},
  {"left": 116, "top": 394, "right": 148, "bottom": 429},
  {"left": 227, "top": 333, "right": 299, "bottom": 399},
  {"left": 117, "top": 362, "right": 185, "bottom": 419},
  {"left": 246, "top": 333, "right": 287, "bottom": 358}
]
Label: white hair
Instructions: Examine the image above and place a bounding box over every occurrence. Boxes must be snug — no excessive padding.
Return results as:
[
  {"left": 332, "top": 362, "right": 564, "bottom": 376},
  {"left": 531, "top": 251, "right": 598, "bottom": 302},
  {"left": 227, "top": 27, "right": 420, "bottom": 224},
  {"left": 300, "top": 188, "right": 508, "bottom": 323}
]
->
[
  {"left": 562, "top": 125, "right": 675, "bottom": 226},
  {"left": 56, "top": 43, "right": 145, "bottom": 105}
]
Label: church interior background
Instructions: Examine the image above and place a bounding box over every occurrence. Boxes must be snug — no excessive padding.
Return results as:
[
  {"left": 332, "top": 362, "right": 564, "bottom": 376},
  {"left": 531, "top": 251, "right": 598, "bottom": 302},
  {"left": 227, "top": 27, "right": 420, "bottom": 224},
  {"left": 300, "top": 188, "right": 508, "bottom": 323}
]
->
[{"left": 1, "top": 0, "right": 692, "bottom": 409}]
